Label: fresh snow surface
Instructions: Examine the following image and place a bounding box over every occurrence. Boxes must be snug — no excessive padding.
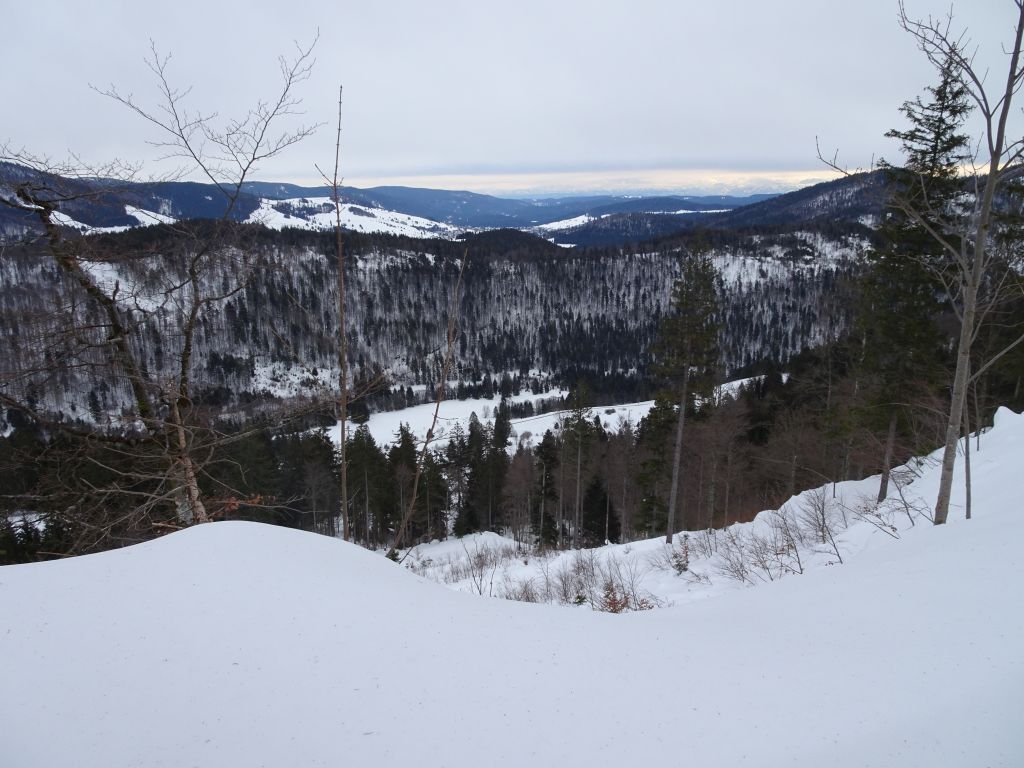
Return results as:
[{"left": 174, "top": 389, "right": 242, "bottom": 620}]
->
[
  {"left": 246, "top": 196, "right": 464, "bottom": 239},
  {"left": 2, "top": 410, "right": 1022, "bottom": 767}
]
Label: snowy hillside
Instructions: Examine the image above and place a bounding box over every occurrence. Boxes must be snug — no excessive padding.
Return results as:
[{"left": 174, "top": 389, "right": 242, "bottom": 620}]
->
[
  {"left": 50, "top": 204, "right": 177, "bottom": 235},
  {"left": 401, "top": 407, "right": 1020, "bottom": 610},
  {"left": 2, "top": 411, "right": 1022, "bottom": 767},
  {"left": 246, "top": 196, "right": 466, "bottom": 238}
]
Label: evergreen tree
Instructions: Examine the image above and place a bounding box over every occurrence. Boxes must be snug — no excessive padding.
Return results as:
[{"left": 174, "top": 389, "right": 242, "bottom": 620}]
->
[
  {"left": 580, "top": 476, "right": 619, "bottom": 547},
  {"left": 346, "top": 424, "right": 392, "bottom": 547},
  {"left": 653, "top": 252, "right": 720, "bottom": 543},
  {"left": 563, "top": 384, "right": 594, "bottom": 547},
  {"left": 533, "top": 429, "right": 561, "bottom": 548},
  {"left": 454, "top": 413, "right": 486, "bottom": 536}
]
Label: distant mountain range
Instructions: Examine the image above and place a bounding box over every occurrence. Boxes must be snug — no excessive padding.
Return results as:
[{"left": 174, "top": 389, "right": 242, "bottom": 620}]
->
[{"left": 0, "top": 160, "right": 885, "bottom": 245}]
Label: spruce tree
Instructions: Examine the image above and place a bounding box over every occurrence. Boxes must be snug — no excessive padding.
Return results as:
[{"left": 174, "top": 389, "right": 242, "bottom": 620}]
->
[{"left": 654, "top": 252, "right": 720, "bottom": 543}]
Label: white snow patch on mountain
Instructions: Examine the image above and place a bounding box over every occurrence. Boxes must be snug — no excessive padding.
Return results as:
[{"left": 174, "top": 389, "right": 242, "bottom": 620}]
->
[
  {"left": 246, "top": 196, "right": 465, "bottom": 239},
  {"left": 125, "top": 205, "right": 177, "bottom": 226},
  {"left": 535, "top": 213, "right": 597, "bottom": 231}
]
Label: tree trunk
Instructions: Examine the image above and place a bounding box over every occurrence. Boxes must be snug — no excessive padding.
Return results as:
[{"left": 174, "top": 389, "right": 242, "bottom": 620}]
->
[
  {"left": 877, "top": 410, "right": 899, "bottom": 503},
  {"left": 573, "top": 438, "right": 582, "bottom": 548},
  {"left": 963, "top": 393, "right": 972, "bottom": 521},
  {"left": 329, "top": 86, "right": 351, "bottom": 542},
  {"left": 934, "top": 277, "right": 978, "bottom": 524},
  {"left": 172, "top": 400, "right": 208, "bottom": 524},
  {"left": 665, "top": 365, "right": 690, "bottom": 544}
]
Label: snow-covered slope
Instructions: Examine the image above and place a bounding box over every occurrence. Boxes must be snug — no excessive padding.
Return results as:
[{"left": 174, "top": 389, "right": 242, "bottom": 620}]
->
[
  {"left": 2, "top": 411, "right": 1022, "bottom": 767},
  {"left": 246, "top": 196, "right": 465, "bottom": 238},
  {"left": 50, "top": 204, "right": 177, "bottom": 235}
]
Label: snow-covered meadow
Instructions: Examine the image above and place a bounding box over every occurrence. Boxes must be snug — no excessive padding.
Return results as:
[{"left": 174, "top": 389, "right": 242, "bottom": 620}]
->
[
  {"left": 329, "top": 389, "right": 653, "bottom": 452},
  {"left": 246, "top": 196, "right": 466, "bottom": 239}
]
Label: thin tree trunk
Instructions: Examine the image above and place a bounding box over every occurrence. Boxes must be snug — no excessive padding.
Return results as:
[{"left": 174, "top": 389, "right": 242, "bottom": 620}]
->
[
  {"left": 574, "top": 438, "right": 582, "bottom": 548},
  {"left": 557, "top": 438, "right": 565, "bottom": 549},
  {"left": 723, "top": 448, "right": 732, "bottom": 525},
  {"left": 963, "top": 387, "right": 972, "bottom": 521},
  {"left": 877, "top": 410, "right": 899, "bottom": 503},
  {"left": 324, "top": 85, "right": 350, "bottom": 541},
  {"left": 934, "top": 279, "right": 977, "bottom": 524},
  {"left": 665, "top": 364, "right": 690, "bottom": 544}
]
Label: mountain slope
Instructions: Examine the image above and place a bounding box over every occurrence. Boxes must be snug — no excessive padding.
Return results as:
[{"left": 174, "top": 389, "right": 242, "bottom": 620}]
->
[
  {"left": 2, "top": 409, "right": 1021, "bottom": 768},
  {"left": 541, "top": 172, "right": 886, "bottom": 245}
]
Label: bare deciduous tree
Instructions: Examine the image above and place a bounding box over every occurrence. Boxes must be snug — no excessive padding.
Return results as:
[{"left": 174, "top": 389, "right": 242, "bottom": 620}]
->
[
  {"left": 890, "top": 3, "right": 1024, "bottom": 524},
  {"left": 0, "top": 38, "right": 319, "bottom": 549}
]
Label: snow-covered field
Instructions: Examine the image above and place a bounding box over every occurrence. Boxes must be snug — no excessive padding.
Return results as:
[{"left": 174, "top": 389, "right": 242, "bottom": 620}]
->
[
  {"left": 2, "top": 410, "right": 1022, "bottom": 767},
  {"left": 333, "top": 376, "right": 772, "bottom": 452},
  {"left": 246, "top": 196, "right": 465, "bottom": 238},
  {"left": 328, "top": 390, "right": 658, "bottom": 451}
]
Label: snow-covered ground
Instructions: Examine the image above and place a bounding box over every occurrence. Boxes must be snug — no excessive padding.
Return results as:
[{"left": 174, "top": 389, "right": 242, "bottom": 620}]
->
[
  {"left": 246, "top": 196, "right": 465, "bottom": 239},
  {"left": 402, "top": 408, "right": 1019, "bottom": 612},
  {"left": 2, "top": 411, "right": 1021, "bottom": 767}
]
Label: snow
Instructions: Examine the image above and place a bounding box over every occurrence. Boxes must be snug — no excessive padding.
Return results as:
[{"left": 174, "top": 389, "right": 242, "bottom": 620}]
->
[
  {"left": 125, "top": 205, "right": 177, "bottom": 226},
  {"left": 50, "top": 210, "right": 132, "bottom": 234},
  {"left": 2, "top": 410, "right": 1022, "bottom": 767},
  {"left": 535, "top": 213, "right": 597, "bottom": 231},
  {"left": 50, "top": 205, "right": 175, "bottom": 235},
  {"left": 246, "top": 196, "right": 465, "bottom": 239},
  {"left": 332, "top": 375, "right": 782, "bottom": 452},
  {"left": 251, "top": 360, "right": 333, "bottom": 399},
  {"left": 326, "top": 391, "right": 658, "bottom": 452}
]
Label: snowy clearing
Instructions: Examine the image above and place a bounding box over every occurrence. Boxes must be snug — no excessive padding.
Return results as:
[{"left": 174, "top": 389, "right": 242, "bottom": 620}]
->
[{"left": 328, "top": 391, "right": 659, "bottom": 452}]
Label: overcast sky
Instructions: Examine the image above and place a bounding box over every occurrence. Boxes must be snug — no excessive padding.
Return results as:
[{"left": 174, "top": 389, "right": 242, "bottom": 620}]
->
[{"left": 2, "top": 1, "right": 1014, "bottom": 196}]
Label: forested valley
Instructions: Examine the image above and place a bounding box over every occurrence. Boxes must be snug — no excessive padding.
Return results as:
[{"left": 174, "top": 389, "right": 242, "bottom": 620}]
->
[
  {"left": 2, "top": 19, "right": 1023, "bottom": 566},
  {"left": 2, "top": 197, "right": 1020, "bottom": 563}
]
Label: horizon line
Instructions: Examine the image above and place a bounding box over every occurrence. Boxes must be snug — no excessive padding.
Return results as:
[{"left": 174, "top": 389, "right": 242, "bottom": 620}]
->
[{"left": 273, "top": 167, "right": 845, "bottom": 198}]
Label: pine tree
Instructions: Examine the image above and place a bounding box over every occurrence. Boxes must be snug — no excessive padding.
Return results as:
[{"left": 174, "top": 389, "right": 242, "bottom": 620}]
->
[
  {"left": 563, "top": 384, "right": 594, "bottom": 548},
  {"left": 580, "top": 475, "right": 619, "bottom": 547},
  {"left": 861, "top": 57, "right": 969, "bottom": 501},
  {"left": 534, "top": 429, "right": 560, "bottom": 548},
  {"left": 654, "top": 252, "right": 720, "bottom": 543}
]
